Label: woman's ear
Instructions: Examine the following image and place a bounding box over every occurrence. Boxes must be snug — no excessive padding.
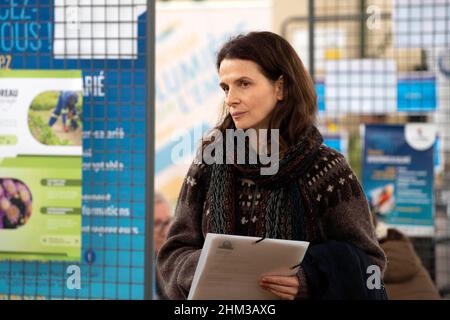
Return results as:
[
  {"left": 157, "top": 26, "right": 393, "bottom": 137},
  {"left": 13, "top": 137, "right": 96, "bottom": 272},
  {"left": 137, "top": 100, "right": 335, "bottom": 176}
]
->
[{"left": 275, "top": 76, "right": 284, "bottom": 101}]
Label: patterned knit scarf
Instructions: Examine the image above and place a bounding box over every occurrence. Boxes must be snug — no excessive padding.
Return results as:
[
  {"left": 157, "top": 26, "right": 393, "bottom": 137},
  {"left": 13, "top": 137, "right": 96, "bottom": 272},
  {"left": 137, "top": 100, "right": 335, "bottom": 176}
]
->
[{"left": 206, "top": 125, "right": 323, "bottom": 240}]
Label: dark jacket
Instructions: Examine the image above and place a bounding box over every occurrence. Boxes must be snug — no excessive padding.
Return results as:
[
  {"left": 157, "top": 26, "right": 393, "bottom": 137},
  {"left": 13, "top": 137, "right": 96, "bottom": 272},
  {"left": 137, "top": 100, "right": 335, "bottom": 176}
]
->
[{"left": 301, "top": 240, "right": 388, "bottom": 299}]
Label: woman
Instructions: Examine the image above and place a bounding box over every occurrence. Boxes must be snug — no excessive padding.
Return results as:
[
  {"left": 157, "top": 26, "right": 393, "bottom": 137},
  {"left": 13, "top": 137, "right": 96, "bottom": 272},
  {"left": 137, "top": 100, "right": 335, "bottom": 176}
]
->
[{"left": 157, "top": 31, "right": 387, "bottom": 300}]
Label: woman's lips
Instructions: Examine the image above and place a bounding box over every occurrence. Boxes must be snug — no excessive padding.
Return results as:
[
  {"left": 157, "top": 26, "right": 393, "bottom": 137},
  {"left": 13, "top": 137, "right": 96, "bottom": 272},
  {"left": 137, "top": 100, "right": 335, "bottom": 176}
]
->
[{"left": 231, "top": 112, "right": 247, "bottom": 119}]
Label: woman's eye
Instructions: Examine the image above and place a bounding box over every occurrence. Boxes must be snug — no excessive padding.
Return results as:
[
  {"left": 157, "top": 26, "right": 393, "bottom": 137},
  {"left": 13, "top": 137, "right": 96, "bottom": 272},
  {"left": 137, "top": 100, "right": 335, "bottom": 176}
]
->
[{"left": 240, "top": 81, "right": 250, "bottom": 88}]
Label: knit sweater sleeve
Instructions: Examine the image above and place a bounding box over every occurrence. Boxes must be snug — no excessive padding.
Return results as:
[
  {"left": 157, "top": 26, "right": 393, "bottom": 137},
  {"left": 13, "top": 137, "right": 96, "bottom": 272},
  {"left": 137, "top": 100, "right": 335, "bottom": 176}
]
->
[
  {"left": 306, "top": 147, "right": 387, "bottom": 274},
  {"left": 156, "top": 161, "right": 209, "bottom": 300}
]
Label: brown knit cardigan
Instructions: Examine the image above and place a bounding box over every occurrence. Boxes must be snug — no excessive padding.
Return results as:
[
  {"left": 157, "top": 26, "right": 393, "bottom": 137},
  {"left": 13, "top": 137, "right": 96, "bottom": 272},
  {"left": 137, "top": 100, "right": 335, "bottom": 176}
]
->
[{"left": 157, "top": 132, "right": 387, "bottom": 300}]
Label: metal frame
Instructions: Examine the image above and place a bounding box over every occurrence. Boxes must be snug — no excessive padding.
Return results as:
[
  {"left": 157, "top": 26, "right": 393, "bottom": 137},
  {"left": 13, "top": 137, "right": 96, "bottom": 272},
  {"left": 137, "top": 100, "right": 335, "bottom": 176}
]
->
[
  {"left": 279, "top": 0, "right": 449, "bottom": 298},
  {"left": 144, "top": 0, "right": 155, "bottom": 300},
  {"left": 280, "top": 0, "right": 391, "bottom": 79}
]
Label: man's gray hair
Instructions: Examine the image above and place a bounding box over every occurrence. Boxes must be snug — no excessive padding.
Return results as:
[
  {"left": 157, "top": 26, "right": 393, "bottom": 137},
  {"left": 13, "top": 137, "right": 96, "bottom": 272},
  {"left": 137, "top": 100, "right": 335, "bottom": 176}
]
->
[
  {"left": 154, "top": 191, "right": 169, "bottom": 205},
  {"left": 154, "top": 191, "right": 174, "bottom": 218}
]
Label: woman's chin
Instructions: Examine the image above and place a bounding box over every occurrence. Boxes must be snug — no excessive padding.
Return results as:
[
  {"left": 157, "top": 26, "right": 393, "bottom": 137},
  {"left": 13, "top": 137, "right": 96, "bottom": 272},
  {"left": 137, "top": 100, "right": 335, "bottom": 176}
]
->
[{"left": 233, "top": 121, "right": 250, "bottom": 130}]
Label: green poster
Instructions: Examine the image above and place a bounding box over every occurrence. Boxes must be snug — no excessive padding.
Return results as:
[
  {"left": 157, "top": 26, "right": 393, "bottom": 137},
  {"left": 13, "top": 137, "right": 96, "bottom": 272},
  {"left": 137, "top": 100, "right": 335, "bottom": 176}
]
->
[{"left": 0, "top": 70, "right": 82, "bottom": 261}]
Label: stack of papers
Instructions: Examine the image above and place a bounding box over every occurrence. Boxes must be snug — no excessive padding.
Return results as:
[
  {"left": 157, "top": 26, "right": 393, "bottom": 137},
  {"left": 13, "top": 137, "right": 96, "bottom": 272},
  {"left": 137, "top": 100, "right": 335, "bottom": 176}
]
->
[{"left": 188, "top": 233, "right": 309, "bottom": 300}]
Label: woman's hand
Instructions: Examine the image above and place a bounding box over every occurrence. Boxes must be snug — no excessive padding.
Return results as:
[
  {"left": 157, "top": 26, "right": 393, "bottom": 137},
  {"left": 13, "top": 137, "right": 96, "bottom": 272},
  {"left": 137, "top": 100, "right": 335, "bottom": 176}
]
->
[{"left": 259, "top": 275, "right": 299, "bottom": 300}]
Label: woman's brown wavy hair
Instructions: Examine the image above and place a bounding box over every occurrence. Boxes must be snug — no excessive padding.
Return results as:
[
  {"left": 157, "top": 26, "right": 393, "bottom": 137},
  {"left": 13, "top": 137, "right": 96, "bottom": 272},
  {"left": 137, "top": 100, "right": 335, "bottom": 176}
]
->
[{"left": 203, "top": 31, "right": 317, "bottom": 156}]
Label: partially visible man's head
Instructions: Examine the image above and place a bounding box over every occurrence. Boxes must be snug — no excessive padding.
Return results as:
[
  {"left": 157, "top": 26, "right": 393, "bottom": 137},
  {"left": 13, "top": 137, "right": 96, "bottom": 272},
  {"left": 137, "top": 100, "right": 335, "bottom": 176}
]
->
[
  {"left": 154, "top": 192, "right": 173, "bottom": 254},
  {"left": 66, "top": 91, "right": 78, "bottom": 107}
]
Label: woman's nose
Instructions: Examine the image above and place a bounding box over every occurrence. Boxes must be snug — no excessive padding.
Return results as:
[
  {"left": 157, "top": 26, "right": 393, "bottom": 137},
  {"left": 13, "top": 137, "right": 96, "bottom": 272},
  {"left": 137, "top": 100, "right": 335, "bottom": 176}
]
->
[{"left": 225, "top": 88, "right": 240, "bottom": 106}]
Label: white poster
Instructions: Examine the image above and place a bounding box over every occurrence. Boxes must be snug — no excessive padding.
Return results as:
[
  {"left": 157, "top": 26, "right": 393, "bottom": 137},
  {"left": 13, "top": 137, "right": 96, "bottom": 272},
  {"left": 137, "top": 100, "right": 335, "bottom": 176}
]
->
[
  {"left": 430, "top": 48, "right": 450, "bottom": 155},
  {"left": 393, "top": 0, "right": 450, "bottom": 48},
  {"left": 325, "top": 59, "right": 397, "bottom": 114},
  {"left": 155, "top": 1, "right": 272, "bottom": 202},
  {"left": 53, "top": 0, "right": 147, "bottom": 59},
  {"left": 291, "top": 28, "right": 346, "bottom": 73}
]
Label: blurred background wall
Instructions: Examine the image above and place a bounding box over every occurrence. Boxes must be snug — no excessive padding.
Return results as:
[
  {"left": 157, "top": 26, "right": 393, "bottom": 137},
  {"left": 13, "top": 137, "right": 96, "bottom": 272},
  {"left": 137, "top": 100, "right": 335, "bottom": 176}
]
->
[{"left": 155, "top": 0, "right": 450, "bottom": 299}]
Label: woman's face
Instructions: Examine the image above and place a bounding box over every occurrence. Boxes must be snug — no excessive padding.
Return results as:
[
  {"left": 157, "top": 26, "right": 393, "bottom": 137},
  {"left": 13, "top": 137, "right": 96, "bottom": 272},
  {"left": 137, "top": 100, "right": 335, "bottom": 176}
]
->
[{"left": 219, "top": 59, "right": 283, "bottom": 130}]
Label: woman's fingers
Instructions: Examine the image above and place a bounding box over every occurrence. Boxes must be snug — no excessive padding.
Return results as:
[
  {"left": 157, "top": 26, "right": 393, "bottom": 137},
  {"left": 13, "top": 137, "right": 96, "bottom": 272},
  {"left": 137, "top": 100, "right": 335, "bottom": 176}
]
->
[
  {"left": 260, "top": 282, "right": 297, "bottom": 295},
  {"left": 259, "top": 275, "right": 300, "bottom": 299},
  {"left": 262, "top": 286, "right": 295, "bottom": 300},
  {"left": 261, "top": 275, "right": 299, "bottom": 288}
]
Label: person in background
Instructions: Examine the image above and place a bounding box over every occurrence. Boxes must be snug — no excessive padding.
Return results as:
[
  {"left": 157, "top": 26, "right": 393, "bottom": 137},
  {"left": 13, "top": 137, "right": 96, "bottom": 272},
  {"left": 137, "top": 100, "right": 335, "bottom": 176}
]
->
[
  {"left": 373, "top": 214, "right": 441, "bottom": 300},
  {"left": 154, "top": 191, "right": 173, "bottom": 300},
  {"left": 48, "top": 91, "right": 80, "bottom": 133}
]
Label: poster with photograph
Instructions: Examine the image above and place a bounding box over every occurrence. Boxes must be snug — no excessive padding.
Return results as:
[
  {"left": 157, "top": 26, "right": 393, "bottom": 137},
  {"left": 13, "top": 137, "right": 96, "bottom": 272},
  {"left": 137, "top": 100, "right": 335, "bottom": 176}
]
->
[
  {"left": 362, "top": 124, "right": 435, "bottom": 237},
  {"left": 1, "top": 0, "right": 148, "bottom": 299},
  {"left": 0, "top": 70, "right": 82, "bottom": 261}
]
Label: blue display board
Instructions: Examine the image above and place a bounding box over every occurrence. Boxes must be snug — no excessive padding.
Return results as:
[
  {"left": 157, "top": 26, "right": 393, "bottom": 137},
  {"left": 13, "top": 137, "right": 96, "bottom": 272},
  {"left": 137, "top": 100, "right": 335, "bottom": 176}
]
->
[
  {"left": 397, "top": 74, "right": 437, "bottom": 112},
  {"left": 317, "top": 73, "right": 437, "bottom": 113},
  {"left": 315, "top": 80, "right": 325, "bottom": 112},
  {"left": 323, "top": 135, "right": 343, "bottom": 154},
  {"left": 0, "top": 0, "right": 149, "bottom": 299},
  {"left": 361, "top": 124, "right": 435, "bottom": 236}
]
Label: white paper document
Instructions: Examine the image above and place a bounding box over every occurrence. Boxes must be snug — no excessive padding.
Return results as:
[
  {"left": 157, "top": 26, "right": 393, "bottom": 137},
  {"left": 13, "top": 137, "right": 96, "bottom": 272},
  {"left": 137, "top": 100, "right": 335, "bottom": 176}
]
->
[{"left": 188, "top": 233, "right": 310, "bottom": 300}]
